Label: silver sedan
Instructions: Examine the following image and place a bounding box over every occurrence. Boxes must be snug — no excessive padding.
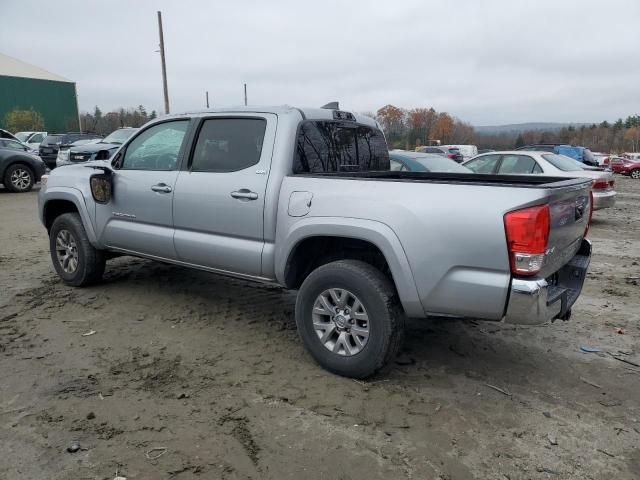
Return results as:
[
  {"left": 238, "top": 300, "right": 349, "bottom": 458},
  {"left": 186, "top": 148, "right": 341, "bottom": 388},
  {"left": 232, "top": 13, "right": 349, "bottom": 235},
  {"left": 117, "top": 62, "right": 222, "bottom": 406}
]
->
[{"left": 464, "top": 151, "right": 616, "bottom": 210}]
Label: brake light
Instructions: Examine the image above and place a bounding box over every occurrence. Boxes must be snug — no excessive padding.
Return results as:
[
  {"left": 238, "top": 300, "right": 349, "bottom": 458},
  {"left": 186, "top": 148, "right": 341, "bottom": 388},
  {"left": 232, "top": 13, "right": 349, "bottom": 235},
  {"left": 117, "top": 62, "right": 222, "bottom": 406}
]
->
[
  {"left": 592, "top": 179, "right": 609, "bottom": 190},
  {"left": 447, "top": 154, "right": 456, "bottom": 159},
  {"left": 504, "top": 205, "right": 550, "bottom": 276},
  {"left": 584, "top": 191, "right": 594, "bottom": 237}
]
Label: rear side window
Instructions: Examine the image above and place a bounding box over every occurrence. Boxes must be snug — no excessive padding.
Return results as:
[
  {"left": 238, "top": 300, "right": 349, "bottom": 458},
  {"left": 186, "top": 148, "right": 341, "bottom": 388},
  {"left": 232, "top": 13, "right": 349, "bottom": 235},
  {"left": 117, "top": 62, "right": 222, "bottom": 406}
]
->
[
  {"left": 191, "top": 118, "right": 266, "bottom": 172},
  {"left": 498, "top": 155, "right": 541, "bottom": 174},
  {"left": 464, "top": 154, "right": 500, "bottom": 174},
  {"left": 294, "top": 121, "right": 389, "bottom": 173}
]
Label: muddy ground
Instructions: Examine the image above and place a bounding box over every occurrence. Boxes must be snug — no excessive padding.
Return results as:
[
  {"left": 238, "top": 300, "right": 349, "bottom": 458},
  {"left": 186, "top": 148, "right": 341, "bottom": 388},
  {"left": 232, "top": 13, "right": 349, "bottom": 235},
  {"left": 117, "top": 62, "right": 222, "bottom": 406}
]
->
[{"left": 1, "top": 177, "right": 639, "bottom": 480}]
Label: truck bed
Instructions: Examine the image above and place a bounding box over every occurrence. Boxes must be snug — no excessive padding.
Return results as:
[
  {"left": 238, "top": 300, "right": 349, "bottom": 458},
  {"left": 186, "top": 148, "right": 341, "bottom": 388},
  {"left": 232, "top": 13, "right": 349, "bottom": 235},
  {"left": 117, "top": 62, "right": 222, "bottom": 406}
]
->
[{"left": 294, "top": 171, "right": 591, "bottom": 188}]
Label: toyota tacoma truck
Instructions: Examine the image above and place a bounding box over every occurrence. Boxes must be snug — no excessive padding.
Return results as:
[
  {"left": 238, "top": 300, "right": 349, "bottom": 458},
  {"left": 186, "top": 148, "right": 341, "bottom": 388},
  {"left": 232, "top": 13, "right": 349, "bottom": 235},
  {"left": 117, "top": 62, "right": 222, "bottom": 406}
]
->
[{"left": 38, "top": 105, "right": 592, "bottom": 378}]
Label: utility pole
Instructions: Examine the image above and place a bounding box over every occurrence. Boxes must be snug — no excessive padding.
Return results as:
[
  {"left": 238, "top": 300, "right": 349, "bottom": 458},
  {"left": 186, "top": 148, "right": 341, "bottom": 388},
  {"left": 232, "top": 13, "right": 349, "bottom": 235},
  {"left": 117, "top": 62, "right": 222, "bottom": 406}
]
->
[
  {"left": 244, "top": 83, "right": 247, "bottom": 106},
  {"left": 157, "top": 11, "right": 170, "bottom": 114},
  {"left": 205, "top": 91, "right": 210, "bottom": 108}
]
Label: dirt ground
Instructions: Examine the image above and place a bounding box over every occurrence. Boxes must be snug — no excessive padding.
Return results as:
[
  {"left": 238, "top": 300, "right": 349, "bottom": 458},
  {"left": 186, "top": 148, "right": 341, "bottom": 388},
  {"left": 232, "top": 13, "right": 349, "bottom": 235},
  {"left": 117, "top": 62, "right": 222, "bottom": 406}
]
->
[{"left": 1, "top": 177, "right": 639, "bottom": 480}]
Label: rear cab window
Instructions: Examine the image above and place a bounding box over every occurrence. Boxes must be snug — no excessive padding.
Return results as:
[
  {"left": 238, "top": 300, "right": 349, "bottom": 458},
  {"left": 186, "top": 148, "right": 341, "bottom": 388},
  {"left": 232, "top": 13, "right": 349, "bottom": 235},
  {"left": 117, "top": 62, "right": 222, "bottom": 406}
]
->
[{"left": 293, "top": 121, "right": 389, "bottom": 173}]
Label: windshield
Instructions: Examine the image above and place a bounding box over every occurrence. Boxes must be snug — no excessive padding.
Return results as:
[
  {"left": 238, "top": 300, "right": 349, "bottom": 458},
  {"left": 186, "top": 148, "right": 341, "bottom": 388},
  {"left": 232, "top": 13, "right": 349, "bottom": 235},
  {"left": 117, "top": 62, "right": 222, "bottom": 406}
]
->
[
  {"left": 542, "top": 154, "right": 583, "bottom": 172},
  {"left": 14, "top": 132, "right": 30, "bottom": 142},
  {"left": 102, "top": 128, "right": 137, "bottom": 145},
  {"left": 413, "top": 155, "right": 471, "bottom": 173}
]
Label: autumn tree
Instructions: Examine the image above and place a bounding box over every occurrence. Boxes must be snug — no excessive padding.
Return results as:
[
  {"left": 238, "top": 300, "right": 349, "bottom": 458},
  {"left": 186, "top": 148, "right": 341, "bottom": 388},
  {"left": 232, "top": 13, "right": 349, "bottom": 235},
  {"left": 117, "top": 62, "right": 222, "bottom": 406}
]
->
[
  {"left": 431, "top": 112, "right": 455, "bottom": 144},
  {"left": 3, "top": 109, "right": 45, "bottom": 132},
  {"left": 376, "top": 104, "right": 406, "bottom": 148}
]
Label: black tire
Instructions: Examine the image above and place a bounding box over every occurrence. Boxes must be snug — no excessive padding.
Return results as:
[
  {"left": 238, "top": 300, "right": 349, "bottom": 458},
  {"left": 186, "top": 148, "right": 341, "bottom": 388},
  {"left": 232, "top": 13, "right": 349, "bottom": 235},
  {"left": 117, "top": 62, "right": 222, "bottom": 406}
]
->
[
  {"left": 4, "top": 163, "right": 34, "bottom": 192},
  {"left": 295, "top": 260, "right": 405, "bottom": 378},
  {"left": 631, "top": 169, "right": 640, "bottom": 180},
  {"left": 49, "top": 213, "right": 106, "bottom": 287}
]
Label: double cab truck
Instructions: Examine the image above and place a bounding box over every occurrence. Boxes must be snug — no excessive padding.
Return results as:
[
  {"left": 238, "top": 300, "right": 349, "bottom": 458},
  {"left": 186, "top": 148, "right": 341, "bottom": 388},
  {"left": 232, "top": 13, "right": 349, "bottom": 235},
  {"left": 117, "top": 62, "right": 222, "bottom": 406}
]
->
[{"left": 38, "top": 105, "right": 592, "bottom": 378}]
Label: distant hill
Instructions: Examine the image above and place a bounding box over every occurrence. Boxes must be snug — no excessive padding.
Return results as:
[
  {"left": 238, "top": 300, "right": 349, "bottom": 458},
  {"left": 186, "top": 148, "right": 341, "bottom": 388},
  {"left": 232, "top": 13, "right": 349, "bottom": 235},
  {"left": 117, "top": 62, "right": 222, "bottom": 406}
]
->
[{"left": 475, "top": 122, "right": 590, "bottom": 134}]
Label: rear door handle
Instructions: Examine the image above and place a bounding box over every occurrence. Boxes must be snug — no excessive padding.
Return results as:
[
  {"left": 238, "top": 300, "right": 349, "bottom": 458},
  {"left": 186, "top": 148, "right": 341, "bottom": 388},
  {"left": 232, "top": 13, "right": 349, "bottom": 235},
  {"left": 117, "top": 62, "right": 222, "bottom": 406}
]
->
[
  {"left": 151, "top": 183, "right": 172, "bottom": 193},
  {"left": 231, "top": 189, "right": 258, "bottom": 200}
]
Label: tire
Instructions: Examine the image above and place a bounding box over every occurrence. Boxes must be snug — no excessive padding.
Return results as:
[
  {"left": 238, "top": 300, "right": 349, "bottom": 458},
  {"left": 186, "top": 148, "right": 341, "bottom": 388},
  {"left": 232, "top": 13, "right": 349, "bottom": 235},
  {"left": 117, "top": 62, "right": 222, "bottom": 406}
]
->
[
  {"left": 4, "top": 163, "right": 34, "bottom": 192},
  {"left": 631, "top": 169, "right": 640, "bottom": 179},
  {"left": 295, "top": 260, "right": 405, "bottom": 378},
  {"left": 49, "top": 213, "right": 106, "bottom": 287}
]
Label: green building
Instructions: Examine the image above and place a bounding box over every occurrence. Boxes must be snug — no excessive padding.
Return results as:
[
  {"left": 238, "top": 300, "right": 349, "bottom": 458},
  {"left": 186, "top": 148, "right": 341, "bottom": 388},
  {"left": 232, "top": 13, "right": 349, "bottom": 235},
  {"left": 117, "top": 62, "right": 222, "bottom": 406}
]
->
[{"left": 0, "top": 52, "right": 79, "bottom": 132}]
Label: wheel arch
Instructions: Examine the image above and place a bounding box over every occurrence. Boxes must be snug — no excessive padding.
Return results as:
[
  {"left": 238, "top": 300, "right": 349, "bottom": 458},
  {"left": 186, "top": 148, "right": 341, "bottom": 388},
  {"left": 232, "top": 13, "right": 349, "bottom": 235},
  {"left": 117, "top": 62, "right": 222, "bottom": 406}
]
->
[
  {"left": 41, "top": 188, "right": 99, "bottom": 245},
  {"left": 276, "top": 218, "right": 425, "bottom": 318}
]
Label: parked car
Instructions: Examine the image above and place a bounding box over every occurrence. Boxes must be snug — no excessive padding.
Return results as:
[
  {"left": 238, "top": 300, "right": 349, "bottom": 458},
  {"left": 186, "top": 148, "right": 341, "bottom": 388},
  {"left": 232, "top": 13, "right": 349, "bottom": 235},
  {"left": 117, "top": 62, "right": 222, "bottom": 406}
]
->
[
  {"left": 604, "top": 156, "right": 628, "bottom": 172},
  {"left": 415, "top": 145, "right": 464, "bottom": 163},
  {"left": 615, "top": 158, "right": 640, "bottom": 178},
  {"left": 56, "top": 138, "right": 103, "bottom": 167},
  {"left": 0, "top": 138, "right": 46, "bottom": 192},
  {"left": 441, "top": 144, "right": 478, "bottom": 161},
  {"left": 464, "top": 151, "right": 616, "bottom": 210},
  {"left": 390, "top": 151, "right": 472, "bottom": 173},
  {"left": 624, "top": 153, "right": 640, "bottom": 161},
  {"left": 14, "top": 131, "right": 48, "bottom": 150},
  {"left": 39, "top": 133, "right": 103, "bottom": 169},
  {"left": 57, "top": 127, "right": 139, "bottom": 167},
  {"left": 516, "top": 144, "right": 599, "bottom": 167},
  {"left": 39, "top": 105, "right": 593, "bottom": 378}
]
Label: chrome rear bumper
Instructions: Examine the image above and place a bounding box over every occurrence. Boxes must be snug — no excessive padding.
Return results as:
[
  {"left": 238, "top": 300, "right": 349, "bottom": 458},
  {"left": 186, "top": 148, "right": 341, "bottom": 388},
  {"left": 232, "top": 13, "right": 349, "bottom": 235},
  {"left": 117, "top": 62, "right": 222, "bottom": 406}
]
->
[{"left": 503, "top": 239, "right": 591, "bottom": 325}]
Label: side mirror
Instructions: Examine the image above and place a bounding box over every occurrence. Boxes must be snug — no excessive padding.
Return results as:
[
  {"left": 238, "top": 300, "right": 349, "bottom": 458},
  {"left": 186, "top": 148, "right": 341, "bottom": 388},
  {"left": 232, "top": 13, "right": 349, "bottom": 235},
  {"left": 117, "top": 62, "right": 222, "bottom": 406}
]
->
[{"left": 90, "top": 170, "right": 113, "bottom": 204}]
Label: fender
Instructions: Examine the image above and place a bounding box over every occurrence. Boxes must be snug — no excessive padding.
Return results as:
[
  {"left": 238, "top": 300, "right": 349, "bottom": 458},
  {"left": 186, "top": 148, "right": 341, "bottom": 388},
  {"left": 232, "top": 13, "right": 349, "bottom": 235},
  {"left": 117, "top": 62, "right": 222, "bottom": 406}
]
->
[
  {"left": 40, "top": 186, "right": 100, "bottom": 247},
  {"left": 275, "top": 217, "right": 425, "bottom": 318}
]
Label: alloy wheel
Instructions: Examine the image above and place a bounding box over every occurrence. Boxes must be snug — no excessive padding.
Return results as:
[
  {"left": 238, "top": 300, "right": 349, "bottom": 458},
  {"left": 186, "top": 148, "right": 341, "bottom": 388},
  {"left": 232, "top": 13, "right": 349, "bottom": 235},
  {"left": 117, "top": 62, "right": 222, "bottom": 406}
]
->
[
  {"left": 10, "top": 168, "right": 31, "bottom": 191},
  {"left": 312, "top": 288, "right": 370, "bottom": 356},
  {"left": 55, "top": 229, "right": 79, "bottom": 274}
]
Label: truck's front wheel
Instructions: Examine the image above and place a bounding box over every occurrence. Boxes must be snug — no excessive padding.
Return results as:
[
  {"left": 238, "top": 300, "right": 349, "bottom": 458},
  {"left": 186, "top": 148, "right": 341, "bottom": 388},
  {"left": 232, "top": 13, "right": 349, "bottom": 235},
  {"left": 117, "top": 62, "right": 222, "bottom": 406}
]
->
[
  {"left": 49, "top": 213, "right": 106, "bottom": 287},
  {"left": 295, "top": 260, "right": 404, "bottom": 378}
]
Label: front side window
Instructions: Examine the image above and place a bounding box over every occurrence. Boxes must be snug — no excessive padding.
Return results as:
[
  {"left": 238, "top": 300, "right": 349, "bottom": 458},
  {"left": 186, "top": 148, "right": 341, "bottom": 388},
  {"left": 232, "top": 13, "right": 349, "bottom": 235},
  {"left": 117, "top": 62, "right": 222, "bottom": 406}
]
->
[
  {"left": 30, "top": 133, "right": 44, "bottom": 143},
  {"left": 121, "top": 120, "right": 189, "bottom": 171},
  {"left": 191, "top": 118, "right": 266, "bottom": 172},
  {"left": 498, "top": 155, "right": 540, "bottom": 174},
  {"left": 464, "top": 154, "right": 500, "bottom": 174},
  {"left": 294, "top": 121, "right": 389, "bottom": 173}
]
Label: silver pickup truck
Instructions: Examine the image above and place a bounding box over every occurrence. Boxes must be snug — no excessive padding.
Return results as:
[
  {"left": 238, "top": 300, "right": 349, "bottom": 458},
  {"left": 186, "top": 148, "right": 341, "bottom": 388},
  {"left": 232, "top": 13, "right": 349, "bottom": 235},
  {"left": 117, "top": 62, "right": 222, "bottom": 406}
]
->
[{"left": 38, "top": 105, "right": 592, "bottom": 378}]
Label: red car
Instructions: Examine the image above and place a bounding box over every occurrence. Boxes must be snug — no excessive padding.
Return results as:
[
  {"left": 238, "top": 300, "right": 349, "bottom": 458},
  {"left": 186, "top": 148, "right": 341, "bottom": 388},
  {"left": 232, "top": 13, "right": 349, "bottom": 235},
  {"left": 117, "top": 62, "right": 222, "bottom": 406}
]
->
[{"left": 616, "top": 159, "right": 640, "bottom": 178}]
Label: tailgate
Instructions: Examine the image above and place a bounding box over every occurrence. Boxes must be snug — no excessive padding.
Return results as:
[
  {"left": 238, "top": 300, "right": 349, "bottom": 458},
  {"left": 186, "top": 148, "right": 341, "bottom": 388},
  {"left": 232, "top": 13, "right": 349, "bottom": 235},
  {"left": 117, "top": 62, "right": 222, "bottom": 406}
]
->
[{"left": 541, "top": 179, "right": 591, "bottom": 277}]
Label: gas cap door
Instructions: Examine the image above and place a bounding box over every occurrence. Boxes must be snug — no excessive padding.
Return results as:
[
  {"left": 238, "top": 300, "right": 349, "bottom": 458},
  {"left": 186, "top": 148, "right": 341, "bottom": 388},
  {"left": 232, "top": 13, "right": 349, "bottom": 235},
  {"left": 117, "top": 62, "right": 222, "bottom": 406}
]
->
[{"left": 288, "top": 191, "right": 313, "bottom": 217}]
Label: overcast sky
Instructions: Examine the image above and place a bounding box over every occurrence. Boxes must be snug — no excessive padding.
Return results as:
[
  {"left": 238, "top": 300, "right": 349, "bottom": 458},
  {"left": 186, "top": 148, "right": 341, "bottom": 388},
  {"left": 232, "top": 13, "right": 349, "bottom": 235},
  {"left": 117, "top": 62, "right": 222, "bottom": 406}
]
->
[{"left": 1, "top": 0, "right": 638, "bottom": 125}]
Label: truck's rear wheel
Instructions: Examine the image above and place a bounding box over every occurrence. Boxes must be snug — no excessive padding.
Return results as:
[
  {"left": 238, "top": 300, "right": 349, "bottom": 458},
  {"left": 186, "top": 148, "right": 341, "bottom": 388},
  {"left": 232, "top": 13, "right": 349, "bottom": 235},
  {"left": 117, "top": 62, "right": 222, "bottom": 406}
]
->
[
  {"left": 295, "top": 260, "right": 404, "bottom": 378},
  {"left": 49, "top": 213, "right": 105, "bottom": 287}
]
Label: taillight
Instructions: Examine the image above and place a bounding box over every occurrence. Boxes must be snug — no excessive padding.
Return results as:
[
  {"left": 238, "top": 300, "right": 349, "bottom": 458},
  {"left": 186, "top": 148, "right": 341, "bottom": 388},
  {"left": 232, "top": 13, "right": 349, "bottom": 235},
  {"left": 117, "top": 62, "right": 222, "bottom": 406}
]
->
[
  {"left": 592, "top": 179, "right": 609, "bottom": 190},
  {"left": 447, "top": 154, "right": 456, "bottom": 159},
  {"left": 504, "top": 205, "right": 550, "bottom": 276},
  {"left": 584, "top": 191, "right": 594, "bottom": 237}
]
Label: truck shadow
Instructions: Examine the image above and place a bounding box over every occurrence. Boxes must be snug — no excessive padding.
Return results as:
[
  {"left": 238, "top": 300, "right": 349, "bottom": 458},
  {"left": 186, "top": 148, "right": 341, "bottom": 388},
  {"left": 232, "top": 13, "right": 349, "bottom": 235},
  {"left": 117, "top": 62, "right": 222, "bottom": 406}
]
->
[{"left": 97, "top": 256, "right": 616, "bottom": 398}]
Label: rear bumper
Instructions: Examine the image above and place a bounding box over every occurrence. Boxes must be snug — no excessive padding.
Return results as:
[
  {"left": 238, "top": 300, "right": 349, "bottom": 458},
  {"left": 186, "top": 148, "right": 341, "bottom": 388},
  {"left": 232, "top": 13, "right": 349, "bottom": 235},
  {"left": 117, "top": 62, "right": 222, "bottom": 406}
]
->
[
  {"left": 593, "top": 190, "right": 616, "bottom": 210},
  {"left": 503, "top": 239, "right": 591, "bottom": 325}
]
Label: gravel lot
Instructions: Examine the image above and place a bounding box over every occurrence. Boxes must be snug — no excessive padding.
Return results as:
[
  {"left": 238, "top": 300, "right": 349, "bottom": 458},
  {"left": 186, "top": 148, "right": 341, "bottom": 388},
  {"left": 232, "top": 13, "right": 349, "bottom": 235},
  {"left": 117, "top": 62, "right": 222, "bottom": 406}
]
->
[{"left": 1, "top": 177, "right": 639, "bottom": 480}]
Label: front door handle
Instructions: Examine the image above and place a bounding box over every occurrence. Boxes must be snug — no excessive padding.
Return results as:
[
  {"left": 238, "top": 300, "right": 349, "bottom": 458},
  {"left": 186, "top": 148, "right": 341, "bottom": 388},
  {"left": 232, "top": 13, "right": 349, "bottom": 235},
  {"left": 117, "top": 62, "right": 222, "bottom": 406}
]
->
[
  {"left": 151, "top": 183, "right": 172, "bottom": 193},
  {"left": 231, "top": 189, "right": 258, "bottom": 200}
]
